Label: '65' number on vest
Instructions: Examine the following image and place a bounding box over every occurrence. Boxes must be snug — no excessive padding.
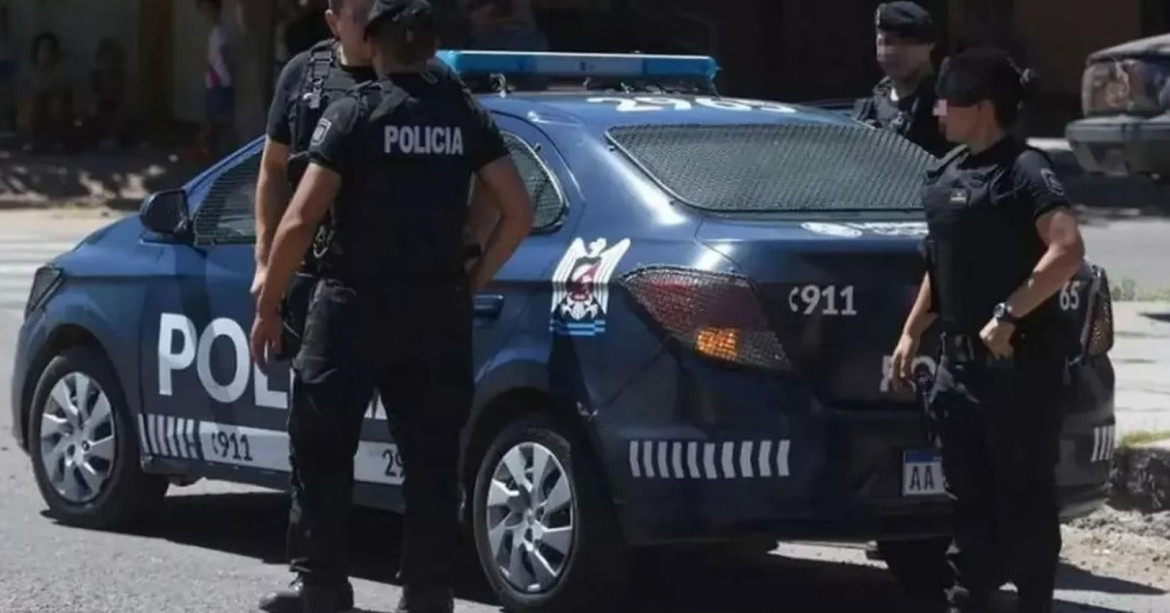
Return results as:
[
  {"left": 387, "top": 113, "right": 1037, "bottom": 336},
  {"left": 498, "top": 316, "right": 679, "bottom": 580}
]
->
[{"left": 1059, "top": 281, "right": 1082, "bottom": 311}]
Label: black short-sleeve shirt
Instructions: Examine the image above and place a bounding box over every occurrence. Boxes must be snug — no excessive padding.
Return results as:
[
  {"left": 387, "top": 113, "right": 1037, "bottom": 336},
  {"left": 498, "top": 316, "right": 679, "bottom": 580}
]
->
[
  {"left": 308, "top": 70, "right": 508, "bottom": 177},
  {"left": 305, "top": 69, "right": 509, "bottom": 279},
  {"left": 922, "top": 137, "right": 1072, "bottom": 333}
]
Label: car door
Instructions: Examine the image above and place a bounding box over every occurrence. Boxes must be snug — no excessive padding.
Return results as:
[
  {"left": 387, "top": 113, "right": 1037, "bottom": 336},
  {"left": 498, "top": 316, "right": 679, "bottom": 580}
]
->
[
  {"left": 187, "top": 148, "right": 296, "bottom": 478},
  {"left": 140, "top": 144, "right": 292, "bottom": 484}
]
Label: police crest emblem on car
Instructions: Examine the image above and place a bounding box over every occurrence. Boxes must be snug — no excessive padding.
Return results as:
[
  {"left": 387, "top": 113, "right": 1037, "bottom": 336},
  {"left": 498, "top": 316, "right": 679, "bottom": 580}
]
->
[{"left": 550, "top": 237, "right": 631, "bottom": 337}]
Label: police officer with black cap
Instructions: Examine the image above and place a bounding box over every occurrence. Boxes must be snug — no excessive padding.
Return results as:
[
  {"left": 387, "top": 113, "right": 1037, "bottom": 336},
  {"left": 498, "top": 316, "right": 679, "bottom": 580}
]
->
[
  {"left": 251, "top": 0, "right": 533, "bottom": 610},
  {"left": 890, "top": 47, "right": 1086, "bottom": 613},
  {"left": 254, "top": 2, "right": 482, "bottom": 610},
  {"left": 853, "top": 1, "right": 951, "bottom": 158}
]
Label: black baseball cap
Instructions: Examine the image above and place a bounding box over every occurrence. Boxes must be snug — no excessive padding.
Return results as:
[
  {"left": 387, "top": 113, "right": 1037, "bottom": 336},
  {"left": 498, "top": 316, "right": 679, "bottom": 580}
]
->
[
  {"left": 365, "top": 0, "right": 432, "bottom": 36},
  {"left": 875, "top": 1, "right": 934, "bottom": 43},
  {"left": 936, "top": 47, "right": 1026, "bottom": 106}
]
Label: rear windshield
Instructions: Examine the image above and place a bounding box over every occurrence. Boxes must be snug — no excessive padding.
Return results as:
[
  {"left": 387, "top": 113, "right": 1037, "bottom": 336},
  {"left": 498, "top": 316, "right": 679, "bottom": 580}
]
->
[{"left": 606, "top": 123, "right": 937, "bottom": 213}]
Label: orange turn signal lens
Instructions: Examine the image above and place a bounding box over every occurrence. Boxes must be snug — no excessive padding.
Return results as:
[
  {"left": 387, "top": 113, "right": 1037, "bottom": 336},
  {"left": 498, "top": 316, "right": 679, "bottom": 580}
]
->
[{"left": 696, "top": 327, "right": 739, "bottom": 361}]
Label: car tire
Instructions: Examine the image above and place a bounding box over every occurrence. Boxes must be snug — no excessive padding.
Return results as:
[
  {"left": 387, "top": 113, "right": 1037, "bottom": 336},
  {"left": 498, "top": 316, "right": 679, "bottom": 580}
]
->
[
  {"left": 876, "top": 537, "right": 955, "bottom": 592},
  {"left": 27, "top": 346, "right": 168, "bottom": 530},
  {"left": 471, "top": 413, "right": 629, "bottom": 613}
]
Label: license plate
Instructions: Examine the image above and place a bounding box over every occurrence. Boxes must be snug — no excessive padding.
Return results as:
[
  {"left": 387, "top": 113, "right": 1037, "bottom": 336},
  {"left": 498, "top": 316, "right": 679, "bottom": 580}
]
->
[{"left": 902, "top": 450, "right": 945, "bottom": 496}]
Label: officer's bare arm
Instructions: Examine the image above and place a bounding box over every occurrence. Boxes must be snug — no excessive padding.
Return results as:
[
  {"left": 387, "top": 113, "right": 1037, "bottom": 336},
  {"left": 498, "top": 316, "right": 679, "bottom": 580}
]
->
[
  {"left": 467, "top": 178, "right": 502, "bottom": 250},
  {"left": 901, "top": 273, "right": 937, "bottom": 339},
  {"left": 1005, "top": 208, "right": 1086, "bottom": 318},
  {"left": 469, "top": 157, "right": 533, "bottom": 292},
  {"left": 256, "top": 163, "right": 340, "bottom": 318},
  {"left": 254, "top": 138, "right": 291, "bottom": 269}
]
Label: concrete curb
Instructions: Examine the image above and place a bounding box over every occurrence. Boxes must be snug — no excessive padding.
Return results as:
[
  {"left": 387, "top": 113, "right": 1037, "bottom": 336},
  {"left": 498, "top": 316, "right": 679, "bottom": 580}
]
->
[{"left": 1110, "top": 442, "right": 1170, "bottom": 513}]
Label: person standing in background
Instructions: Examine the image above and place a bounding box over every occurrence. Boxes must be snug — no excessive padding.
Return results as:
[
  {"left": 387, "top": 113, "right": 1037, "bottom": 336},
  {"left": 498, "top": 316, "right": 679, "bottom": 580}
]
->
[
  {"left": 197, "top": 0, "right": 235, "bottom": 160},
  {"left": 853, "top": 1, "right": 951, "bottom": 158},
  {"left": 16, "top": 32, "right": 73, "bottom": 153}
]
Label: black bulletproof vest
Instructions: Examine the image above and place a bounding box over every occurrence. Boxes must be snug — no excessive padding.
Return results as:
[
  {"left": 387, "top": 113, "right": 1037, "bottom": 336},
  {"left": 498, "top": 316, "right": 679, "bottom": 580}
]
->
[
  {"left": 854, "top": 77, "right": 950, "bottom": 158},
  {"left": 921, "top": 139, "right": 1060, "bottom": 335},
  {"left": 322, "top": 79, "right": 479, "bottom": 281},
  {"left": 287, "top": 40, "right": 360, "bottom": 183},
  {"left": 285, "top": 40, "right": 369, "bottom": 273}
]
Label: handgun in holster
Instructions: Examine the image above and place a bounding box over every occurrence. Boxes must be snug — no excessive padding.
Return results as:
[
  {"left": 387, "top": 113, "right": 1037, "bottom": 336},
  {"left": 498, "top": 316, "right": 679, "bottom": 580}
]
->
[{"left": 915, "top": 369, "right": 942, "bottom": 450}]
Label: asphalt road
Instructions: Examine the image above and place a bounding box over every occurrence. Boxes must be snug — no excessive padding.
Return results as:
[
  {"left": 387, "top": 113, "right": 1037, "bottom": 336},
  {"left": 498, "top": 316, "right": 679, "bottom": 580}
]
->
[{"left": 0, "top": 211, "right": 1168, "bottom": 613}]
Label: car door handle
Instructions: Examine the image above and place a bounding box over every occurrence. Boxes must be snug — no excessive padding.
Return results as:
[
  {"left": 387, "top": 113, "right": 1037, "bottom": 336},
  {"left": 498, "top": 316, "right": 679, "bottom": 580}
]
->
[{"left": 474, "top": 294, "right": 504, "bottom": 320}]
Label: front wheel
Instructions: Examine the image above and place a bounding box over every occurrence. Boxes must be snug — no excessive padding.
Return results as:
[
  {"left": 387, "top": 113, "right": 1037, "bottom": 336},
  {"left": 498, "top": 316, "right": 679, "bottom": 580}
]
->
[
  {"left": 27, "top": 346, "right": 168, "bottom": 529},
  {"left": 471, "top": 414, "right": 628, "bottom": 613}
]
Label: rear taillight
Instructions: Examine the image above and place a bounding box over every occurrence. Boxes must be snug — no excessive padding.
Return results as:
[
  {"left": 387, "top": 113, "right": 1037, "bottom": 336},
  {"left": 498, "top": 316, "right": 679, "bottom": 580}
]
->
[
  {"left": 1086, "top": 265, "right": 1113, "bottom": 358},
  {"left": 620, "top": 266, "right": 791, "bottom": 372}
]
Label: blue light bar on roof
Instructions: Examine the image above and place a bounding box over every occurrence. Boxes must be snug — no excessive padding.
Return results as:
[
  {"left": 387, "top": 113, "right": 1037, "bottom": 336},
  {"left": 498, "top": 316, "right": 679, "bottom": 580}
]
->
[{"left": 435, "top": 50, "right": 720, "bottom": 82}]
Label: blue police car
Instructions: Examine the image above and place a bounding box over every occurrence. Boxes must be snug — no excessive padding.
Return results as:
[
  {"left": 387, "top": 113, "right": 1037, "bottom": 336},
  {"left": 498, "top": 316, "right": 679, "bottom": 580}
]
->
[{"left": 9, "top": 51, "right": 1117, "bottom": 611}]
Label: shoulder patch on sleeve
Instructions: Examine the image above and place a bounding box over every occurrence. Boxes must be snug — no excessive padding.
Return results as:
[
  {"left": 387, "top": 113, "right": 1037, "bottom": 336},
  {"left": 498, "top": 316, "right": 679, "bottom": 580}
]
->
[
  {"left": 311, "top": 118, "right": 332, "bottom": 147},
  {"left": 1039, "top": 167, "right": 1066, "bottom": 197}
]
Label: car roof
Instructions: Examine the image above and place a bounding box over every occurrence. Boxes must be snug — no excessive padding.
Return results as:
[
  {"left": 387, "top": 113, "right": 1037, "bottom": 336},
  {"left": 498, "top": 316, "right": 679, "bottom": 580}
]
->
[{"left": 475, "top": 91, "right": 857, "bottom": 133}]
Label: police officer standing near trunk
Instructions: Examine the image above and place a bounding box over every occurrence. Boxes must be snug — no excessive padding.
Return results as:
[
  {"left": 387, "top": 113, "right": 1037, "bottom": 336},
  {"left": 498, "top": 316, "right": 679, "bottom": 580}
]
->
[
  {"left": 251, "top": 0, "right": 534, "bottom": 610},
  {"left": 853, "top": 1, "right": 951, "bottom": 157},
  {"left": 890, "top": 47, "right": 1086, "bottom": 613}
]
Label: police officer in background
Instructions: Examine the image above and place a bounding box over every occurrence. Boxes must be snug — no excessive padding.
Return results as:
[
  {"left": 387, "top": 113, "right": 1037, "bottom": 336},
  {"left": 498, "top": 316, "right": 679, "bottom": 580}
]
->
[
  {"left": 253, "top": 3, "right": 374, "bottom": 610},
  {"left": 890, "top": 47, "right": 1086, "bottom": 613},
  {"left": 251, "top": 0, "right": 534, "bottom": 610},
  {"left": 853, "top": 1, "right": 951, "bottom": 158}
]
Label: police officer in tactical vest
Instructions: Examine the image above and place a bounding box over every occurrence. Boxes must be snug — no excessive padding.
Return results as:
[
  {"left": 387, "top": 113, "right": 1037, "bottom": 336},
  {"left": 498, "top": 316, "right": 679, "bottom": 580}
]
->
[
  {"left": 251, "top": 0, "right": 533, "bottom": 610},
  {"left": 890, "top": 48, "right": 1086, "bottom": 613},
  {"left": 254, "top": 0, "right": 375, "bottom": 313},
  {"left": 853, "top": 1, "right": 951, "bottom": 158}
]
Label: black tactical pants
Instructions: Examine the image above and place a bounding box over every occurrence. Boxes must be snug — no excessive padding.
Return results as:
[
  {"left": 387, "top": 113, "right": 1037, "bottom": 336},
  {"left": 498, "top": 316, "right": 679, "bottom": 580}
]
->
[
  {"left": 929, "top": 338, "right": 1067, "bottom": 613},
  {"left": 285, "top": 277, "right": 473, "bottom": 593}
]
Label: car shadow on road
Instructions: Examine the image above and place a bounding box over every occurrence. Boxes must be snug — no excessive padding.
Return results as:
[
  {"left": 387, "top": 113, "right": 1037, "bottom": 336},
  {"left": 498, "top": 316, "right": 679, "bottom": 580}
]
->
[{"left": 53, "top": 489, "right": 1155, "bottom": 613}]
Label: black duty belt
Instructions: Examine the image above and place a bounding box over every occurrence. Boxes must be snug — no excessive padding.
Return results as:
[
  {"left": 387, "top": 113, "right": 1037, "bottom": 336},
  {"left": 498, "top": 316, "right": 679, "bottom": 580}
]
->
[{"left": 938, "top": 332, "right": 990, "bottom": 364}]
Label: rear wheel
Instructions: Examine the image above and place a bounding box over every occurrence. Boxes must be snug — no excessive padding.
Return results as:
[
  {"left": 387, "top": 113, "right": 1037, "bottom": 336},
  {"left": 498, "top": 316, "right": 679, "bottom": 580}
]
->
[
  {"left": 27, "top": 346, "right": 168, "bottom": 529},
  {"left": 471, "top": 413, "right": 628, "bottom": 613},
  {"left": 876, "top": 537, "right": 954, "bottom": 592}
]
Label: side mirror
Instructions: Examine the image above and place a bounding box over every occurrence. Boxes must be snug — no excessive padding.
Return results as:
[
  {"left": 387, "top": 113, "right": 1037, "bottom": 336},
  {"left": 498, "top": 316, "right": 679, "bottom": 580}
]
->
[{"left": 140, "top": 189, "right": 191, "bottom": 239}]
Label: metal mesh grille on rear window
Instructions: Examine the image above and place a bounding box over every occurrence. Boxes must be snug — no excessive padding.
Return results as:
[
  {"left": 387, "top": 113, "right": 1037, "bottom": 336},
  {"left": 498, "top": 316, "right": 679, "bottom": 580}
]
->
[
  {"left": 503, "top": 133, "right": 565, "bottom": 230},
  {"left": 607, "top": 123, "right": 937, "bottom": 212},
  {"left": 1087, "top": 265, "right": 1114, "bottom": 357},
  {"left": 194, "top": 153, "right": 260, "bottom": 245}
]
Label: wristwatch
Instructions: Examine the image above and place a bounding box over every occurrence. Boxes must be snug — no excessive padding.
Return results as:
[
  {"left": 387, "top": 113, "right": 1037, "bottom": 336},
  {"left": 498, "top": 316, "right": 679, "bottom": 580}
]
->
[{"left": 993, "top": 302, "right": 1020, "bottom": 325}]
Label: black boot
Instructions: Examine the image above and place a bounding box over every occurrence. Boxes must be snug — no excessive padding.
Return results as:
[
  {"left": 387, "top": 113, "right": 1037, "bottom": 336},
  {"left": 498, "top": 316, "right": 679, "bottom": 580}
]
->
[
  {"left": 258, "top": 577, "right": 354, "bottom": 613},
  {"left": 394, "top": 586, "right": 454, "bottom": 613}
]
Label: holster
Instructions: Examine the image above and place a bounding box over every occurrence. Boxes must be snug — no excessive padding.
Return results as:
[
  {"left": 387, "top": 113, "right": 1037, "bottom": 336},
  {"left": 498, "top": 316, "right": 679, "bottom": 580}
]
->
[
  {"left": 276, "top": 273, "right": 318, "bottom": 362},
  {"left": 915, "top": 369, "right": 942, "bottom": 449},
  {"left": 287, "top": 152, "right": 309, "bottom": 189}
]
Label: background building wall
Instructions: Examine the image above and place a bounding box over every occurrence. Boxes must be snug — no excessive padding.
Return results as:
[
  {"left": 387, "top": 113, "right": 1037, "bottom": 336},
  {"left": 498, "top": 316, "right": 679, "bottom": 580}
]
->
[{"left": 6, "top": 0, "right": 141, "bottom": 114}]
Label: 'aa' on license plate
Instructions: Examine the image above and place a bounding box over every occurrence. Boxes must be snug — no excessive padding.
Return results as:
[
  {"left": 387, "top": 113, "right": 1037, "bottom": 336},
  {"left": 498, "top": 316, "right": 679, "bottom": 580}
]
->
[{"left": 902, "top": 449, "right": 945, "bottom": 496}]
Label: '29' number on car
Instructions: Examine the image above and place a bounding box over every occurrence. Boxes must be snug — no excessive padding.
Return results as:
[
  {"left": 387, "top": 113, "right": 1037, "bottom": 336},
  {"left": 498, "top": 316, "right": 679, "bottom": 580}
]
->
[
  {"left": 1059, "top": 281, "right": 1082, "bottom": 311},
  {"left": 211, "top": 431, "right": 253, "bottom": 462},
  {"left": 788, "top": 285, "right": 858, "bottom": 316},
  {"left": 383, "top": 448, "right": 405, "bottom": 481}
]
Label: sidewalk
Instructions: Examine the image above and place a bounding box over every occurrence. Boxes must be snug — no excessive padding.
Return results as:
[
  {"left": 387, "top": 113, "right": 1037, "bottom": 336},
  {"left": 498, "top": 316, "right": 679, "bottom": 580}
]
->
[
  {"left": 0, "top": 145, "right": 204, "bottom": 211},
  {"left": 1110, "top": 302, "right": 1170, "bottom": 436}
]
